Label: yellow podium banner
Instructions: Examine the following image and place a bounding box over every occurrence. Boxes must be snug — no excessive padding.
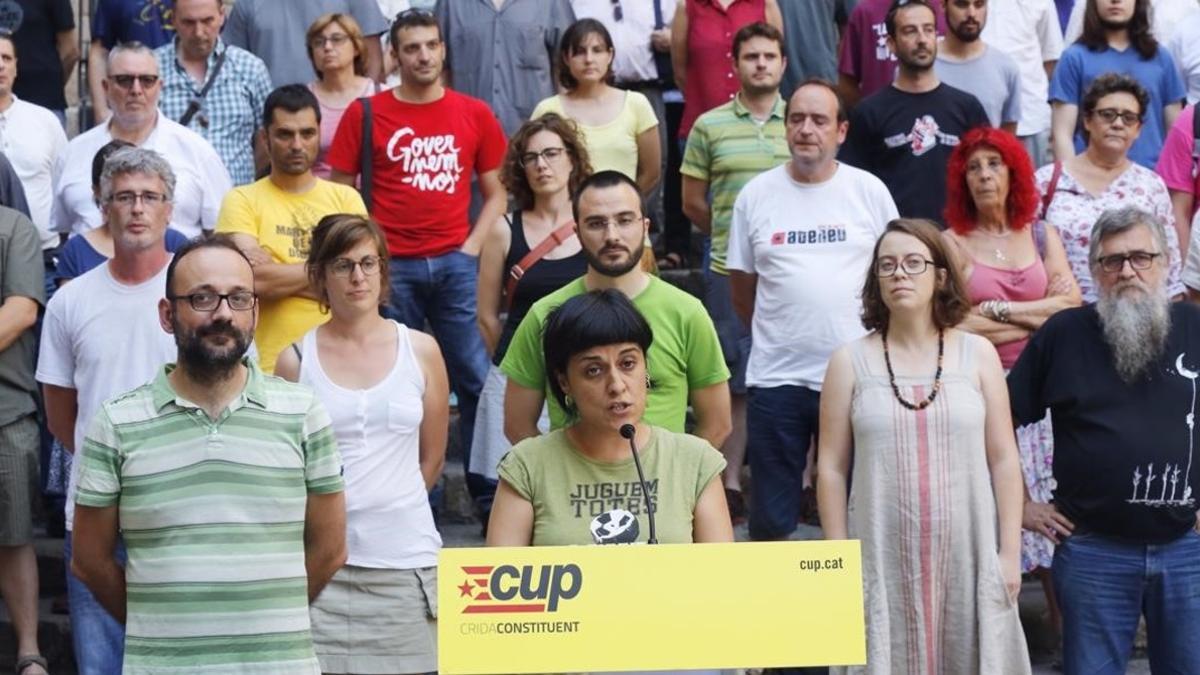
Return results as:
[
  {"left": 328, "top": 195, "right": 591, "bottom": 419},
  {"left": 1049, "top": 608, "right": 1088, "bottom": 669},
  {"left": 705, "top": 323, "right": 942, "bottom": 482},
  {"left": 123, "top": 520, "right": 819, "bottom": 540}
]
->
[{"left": 438, "top": 541, "right": 865, "bottom": 674}]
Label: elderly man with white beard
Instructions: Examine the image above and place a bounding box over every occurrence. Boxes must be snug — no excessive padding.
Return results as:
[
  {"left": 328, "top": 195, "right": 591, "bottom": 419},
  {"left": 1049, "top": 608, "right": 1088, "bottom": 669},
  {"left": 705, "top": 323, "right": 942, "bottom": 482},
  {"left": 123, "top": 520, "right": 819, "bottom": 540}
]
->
[{"left": 1007, "top": 205, "right": 1200, "bottom": 675}]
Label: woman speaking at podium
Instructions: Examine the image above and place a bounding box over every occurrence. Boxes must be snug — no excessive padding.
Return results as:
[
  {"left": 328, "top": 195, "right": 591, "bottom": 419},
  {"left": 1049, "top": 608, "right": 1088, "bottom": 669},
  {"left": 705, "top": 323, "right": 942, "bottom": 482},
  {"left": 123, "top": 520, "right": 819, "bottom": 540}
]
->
[{"left": 486, "top": 290, "right": 733, "bottom": 546}]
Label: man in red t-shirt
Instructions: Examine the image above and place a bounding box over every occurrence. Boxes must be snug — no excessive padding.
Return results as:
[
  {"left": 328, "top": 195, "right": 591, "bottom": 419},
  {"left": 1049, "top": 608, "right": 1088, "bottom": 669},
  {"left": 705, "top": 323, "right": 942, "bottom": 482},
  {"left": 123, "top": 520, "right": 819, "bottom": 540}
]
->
[{"left": 328, "top": 8, "right": 507, "bottom": 509}]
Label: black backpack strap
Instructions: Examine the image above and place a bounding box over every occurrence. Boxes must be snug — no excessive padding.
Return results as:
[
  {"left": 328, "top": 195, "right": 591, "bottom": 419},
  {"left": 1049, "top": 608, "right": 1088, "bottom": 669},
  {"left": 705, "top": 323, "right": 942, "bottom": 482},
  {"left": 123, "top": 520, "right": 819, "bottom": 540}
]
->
[
  {"left": 359, "top": 96, "right": 373, "bottom": 210},
  {"left": 179, "top": 47, "right": 228, "bottom": 128}
]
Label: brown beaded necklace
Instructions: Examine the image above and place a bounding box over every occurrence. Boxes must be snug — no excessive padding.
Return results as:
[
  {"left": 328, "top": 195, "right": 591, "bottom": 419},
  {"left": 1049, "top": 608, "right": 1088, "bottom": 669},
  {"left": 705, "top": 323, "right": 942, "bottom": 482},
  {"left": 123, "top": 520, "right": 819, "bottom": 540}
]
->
[{"left": 882, "top": 329, "right": 945, "bottom": 411}]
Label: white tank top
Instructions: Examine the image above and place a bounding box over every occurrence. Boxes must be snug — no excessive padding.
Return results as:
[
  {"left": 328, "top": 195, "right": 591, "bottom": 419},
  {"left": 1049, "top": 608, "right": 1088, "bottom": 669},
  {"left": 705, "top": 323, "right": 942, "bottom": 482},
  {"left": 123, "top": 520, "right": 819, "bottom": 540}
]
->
[{"left": 298, "top": 320, "right": 442, "bottom": 569}]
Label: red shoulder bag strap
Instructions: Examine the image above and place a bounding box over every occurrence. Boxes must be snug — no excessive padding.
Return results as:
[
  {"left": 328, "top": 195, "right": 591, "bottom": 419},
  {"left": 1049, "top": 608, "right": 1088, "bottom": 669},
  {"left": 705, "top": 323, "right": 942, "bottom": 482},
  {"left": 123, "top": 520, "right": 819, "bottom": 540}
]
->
[
  {"left": 1040, "top": 160, "right": 1063, "bottom": 220},
  {"left": 504, "top": 221, "right": 577, "bottom": 311}
]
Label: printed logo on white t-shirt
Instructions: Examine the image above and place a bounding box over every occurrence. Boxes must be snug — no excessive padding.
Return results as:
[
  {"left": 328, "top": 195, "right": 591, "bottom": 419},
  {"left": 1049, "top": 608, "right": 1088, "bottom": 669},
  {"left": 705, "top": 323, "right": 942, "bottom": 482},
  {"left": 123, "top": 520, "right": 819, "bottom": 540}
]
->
[
  {"left": 386, "top": 127, "right": 464, "bottom": 193},
  {"left": 883, "top": 115, "right": 962, "bottom": 156},
  {"left": 770, "top": 225, "right": 848, "bottom": 246}
]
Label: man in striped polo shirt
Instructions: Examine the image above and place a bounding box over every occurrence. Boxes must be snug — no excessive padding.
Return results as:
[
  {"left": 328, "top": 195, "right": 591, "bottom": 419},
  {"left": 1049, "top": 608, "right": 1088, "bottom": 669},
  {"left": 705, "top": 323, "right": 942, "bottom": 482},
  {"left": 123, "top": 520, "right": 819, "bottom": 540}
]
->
[
  {"left": 70, "top": 236, "right": 347, "bottom": 674},
  {"left": 680, "top": 21, "right": 791, "bottom": 523}
]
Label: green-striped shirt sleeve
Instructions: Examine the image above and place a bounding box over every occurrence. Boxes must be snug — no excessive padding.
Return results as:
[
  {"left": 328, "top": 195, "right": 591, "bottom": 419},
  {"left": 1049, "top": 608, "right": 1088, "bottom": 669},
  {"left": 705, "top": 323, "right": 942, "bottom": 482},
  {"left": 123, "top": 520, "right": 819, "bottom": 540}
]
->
[
  {"left": 76, "top": 406, "right": 122, "bottom": 507},
  {"left": 680, "top": 120, "right": 712, "bottom": 182},
  {"left": 302, "top": 397, "right": 344, "bottom": 495}
]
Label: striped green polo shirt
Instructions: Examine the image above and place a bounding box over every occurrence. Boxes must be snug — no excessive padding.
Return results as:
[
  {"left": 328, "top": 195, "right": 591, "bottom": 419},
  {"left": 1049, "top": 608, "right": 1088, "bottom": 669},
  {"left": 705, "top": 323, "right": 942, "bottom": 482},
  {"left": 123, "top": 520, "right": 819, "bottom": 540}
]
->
[
  {"left": 681, "top": 94, "right": 791, "bottom": 276},
  {"left": 76, "top": 359, "right": 344, "bottom": 674}
]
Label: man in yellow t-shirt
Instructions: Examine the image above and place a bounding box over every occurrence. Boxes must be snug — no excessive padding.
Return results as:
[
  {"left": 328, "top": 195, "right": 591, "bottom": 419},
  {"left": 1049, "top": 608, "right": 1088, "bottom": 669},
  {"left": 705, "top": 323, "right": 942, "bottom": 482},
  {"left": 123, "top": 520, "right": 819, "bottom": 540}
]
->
[{"left": 217, "top": 85, "right": 366, "bottom": 373}]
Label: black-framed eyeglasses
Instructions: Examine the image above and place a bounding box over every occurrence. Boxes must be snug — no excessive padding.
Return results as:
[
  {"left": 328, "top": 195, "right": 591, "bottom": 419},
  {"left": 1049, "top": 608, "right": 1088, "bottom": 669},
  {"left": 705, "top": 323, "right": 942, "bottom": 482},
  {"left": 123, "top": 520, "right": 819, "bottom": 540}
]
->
[
  {"left": 610, "top": 0, "right": 624, "bottom": 22},
  {"left": 1096, "top": 251, "right": 1160, "bottom": 273},
  {"left": 520, "top": 146, "right": 567, "bottom": 167},
  {"left": 110, "top": 74, "right": 160, "bottom": 89},
  {"left": 329, "top": 255, "right": 383, "bottom": 277},
  {"left": 875, "top": 256, "right": 938, "bottom": 277},
  {"left": 1089, "top": 108, "right": 1141, "bottom": 126},
  {"left": 168, "top": 291, "right": 258, "bottom": 312}
]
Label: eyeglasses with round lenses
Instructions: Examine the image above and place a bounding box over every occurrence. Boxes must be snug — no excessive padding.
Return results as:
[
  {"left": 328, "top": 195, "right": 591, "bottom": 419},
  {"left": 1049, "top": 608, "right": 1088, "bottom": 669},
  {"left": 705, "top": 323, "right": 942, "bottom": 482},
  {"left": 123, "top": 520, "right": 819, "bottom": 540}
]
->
[
  {"left": 169, "top": 291, "right": 258, "bottom": 312},
  {"left": 1090, "top": 108, "right": 1141, "bottom": 126},
  {"left": 1097, "top": 251, "right": 1160, "bottom": 273},
  {"left": 329, "top": 255, "right": 383, "bottom": 277},
  {"left": 876, "top": 256, "right": 937, "bottom": 277},
  {"left": 520, "top": 147, "right": 567, "bottom": 168}
]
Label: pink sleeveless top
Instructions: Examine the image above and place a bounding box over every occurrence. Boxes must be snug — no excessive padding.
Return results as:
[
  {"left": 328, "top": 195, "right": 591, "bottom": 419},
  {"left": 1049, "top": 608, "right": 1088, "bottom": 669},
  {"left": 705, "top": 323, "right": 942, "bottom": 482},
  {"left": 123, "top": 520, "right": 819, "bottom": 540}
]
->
[
  {"left": 309, "top": 79, "right": 378, "bottom": 180},
  {"left": 966, "top": 256, "right": 1048, "bottom": 369}
]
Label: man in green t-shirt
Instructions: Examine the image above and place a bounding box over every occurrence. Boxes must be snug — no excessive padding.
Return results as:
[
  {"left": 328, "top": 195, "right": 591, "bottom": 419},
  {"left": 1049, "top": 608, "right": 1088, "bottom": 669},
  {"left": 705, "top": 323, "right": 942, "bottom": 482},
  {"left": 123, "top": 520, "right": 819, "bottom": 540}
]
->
[{"left": 501, "top": 171, "right": 732, "bottom": 449}]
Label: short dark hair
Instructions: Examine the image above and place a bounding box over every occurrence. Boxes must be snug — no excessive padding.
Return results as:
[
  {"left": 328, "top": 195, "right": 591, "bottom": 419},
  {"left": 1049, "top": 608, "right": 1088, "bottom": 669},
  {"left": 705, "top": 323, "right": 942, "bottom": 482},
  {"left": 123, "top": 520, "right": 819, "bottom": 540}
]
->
[
  {"left": 165, "top": 234, "right": 252, "bottom": 297},
  {"left": 1080, "top": 72, "right": 1149, "bottom": 126},
  {"left": 389, "top": 7, "right": 441, "bottom": 49},
  {"left": 0, "top": 31, "right": 16, "bottom": 60},
  {"left": 503, "top": 113, "right": 593, "bottom": 211},
  {"left": 557, "top": 19, "right": 615, "bottom": 90},
  {"left": 885, "top": 0, "right": 938, "bottom": 37},
  {"left": 543, "top": 289, "right": 654, "bottom": 416},
  {"left": 732, "top": 22, "right": 784, "bottom": 59},
  {"left": 860, "top": 218, "right": 971, "bottom": 332},
  {"left": 262, "top": 84, "right": 322, "bottom": 130},
  {"left": 91, "top": 139, "right": 135, "bottom": 191},
  {"left": 571, "top": 170, "right": 644, "bottom": 224},
  {"left": 306, "top": 213, "right": 392, "bottom": 311},
  {"left": 1079, "top": 0, "right": 1156, "bottom": 59},
  {"left": 784, "top": 78, "right": 848, "bottom": 123}
]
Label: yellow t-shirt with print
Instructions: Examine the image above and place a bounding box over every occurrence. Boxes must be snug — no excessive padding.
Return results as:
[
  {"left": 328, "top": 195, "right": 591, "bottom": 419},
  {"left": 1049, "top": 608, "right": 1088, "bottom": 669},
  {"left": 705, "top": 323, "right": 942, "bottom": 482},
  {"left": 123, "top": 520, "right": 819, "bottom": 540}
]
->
[{"left": 216, "top": 177, "right": 366, "bottom": 373}]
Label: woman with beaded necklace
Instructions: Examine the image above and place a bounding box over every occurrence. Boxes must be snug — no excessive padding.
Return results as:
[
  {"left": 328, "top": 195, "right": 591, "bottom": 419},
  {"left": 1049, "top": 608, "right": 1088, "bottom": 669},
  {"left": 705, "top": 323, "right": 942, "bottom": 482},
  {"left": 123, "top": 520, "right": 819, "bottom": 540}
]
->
[{"left": 816, "top": 218, "right": 1030, "bottom": 674}]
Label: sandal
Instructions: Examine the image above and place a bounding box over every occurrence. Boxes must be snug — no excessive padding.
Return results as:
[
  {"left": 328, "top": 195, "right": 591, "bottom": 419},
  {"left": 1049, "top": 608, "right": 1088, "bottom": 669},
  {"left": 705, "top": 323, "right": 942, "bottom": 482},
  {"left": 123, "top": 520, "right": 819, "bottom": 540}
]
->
[{"left": 16, "top": 654, "right": 49, "bottom": 675}]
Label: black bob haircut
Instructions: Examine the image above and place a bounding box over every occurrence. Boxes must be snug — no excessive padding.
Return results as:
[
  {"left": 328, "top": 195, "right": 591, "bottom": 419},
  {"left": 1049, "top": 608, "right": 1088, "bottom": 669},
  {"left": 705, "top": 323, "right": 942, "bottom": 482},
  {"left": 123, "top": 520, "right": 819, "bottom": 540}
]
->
[{"left": 542, "top": 289, "right": 654, "bottom": 417}]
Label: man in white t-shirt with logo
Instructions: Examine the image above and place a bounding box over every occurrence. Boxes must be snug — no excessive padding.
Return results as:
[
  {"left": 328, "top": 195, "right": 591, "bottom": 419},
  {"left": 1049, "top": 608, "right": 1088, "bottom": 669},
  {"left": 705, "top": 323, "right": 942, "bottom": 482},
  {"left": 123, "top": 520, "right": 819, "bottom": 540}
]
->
[
  {"left": 36, "top": 147, "right": 181, "bottom": 674},
  {"left": 728, "top": 79, "right": 898, "bottom": 541}
]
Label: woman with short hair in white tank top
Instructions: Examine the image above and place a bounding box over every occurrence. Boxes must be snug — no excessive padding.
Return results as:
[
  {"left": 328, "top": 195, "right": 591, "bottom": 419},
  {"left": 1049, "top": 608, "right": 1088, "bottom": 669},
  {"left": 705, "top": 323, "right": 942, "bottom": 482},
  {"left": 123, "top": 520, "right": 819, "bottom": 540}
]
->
[{"left": 275, "top": 214, "right": 449, "bottom": 675}]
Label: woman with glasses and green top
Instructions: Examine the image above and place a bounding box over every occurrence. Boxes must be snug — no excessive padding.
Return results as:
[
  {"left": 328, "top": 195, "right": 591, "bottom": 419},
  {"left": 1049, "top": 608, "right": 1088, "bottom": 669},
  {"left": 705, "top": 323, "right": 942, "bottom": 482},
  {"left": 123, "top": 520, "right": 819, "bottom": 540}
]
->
[
  {"left": 275, "top": 214, "right": 448, "bottom": 675},
  {"left": 817, "top": 219, "right": 1030, "bottom": 675}
]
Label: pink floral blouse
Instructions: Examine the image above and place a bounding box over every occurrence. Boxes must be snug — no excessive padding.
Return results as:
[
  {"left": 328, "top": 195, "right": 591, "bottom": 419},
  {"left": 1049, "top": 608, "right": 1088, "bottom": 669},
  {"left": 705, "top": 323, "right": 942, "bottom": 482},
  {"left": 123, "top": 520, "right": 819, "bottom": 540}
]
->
[{"left": 1035, "top": 162, "right": 1183, "bottom": 302}]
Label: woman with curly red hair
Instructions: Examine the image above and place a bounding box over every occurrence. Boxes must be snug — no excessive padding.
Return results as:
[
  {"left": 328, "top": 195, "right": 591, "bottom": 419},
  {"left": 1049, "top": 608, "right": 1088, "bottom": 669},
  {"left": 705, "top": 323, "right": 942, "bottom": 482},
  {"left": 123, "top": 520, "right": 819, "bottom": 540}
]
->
[{"left": 942, "top": 126, "right": 1081, "bottom": 646}]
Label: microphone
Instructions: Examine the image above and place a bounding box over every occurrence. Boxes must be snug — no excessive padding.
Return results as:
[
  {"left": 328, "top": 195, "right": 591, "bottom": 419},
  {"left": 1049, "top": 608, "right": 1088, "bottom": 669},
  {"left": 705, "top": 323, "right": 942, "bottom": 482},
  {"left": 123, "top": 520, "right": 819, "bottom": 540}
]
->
[{"left": 619, "top": 424, "right": 657, "bottom": 544}]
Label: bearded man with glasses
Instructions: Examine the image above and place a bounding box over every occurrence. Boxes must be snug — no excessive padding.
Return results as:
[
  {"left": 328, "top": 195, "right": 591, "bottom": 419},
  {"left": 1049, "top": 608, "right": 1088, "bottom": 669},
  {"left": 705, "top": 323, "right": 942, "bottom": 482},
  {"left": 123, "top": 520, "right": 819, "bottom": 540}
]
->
[
  {"left": 1008, "top": 206, "right": 1200, "bottom": 674},
  {"left": 51, "top": 41, "right": 232, "bottom": 239},
  {"left": 71, "top": 233, "right": 346, "bottom": 674}
]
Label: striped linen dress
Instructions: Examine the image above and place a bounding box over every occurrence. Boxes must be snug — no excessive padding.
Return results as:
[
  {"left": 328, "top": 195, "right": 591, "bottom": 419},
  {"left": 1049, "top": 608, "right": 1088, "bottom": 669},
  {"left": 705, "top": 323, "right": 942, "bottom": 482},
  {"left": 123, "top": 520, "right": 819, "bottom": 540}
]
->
[{"left": 832, "top": 333, "right": 1031, "bottom": 675}]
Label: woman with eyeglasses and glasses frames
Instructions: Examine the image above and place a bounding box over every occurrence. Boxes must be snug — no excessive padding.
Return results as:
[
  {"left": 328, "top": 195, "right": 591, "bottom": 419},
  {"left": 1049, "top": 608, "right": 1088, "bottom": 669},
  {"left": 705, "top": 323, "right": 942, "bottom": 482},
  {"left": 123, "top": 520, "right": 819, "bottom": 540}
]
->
[
  {"left": 275, "top": 213, "right": 447, "bottom": 675},
  {"left": 469, "top": 114, "right": 591, "bottom": 523},
  {"left": 305, "top": 13, "right": 380, "bottom": 180},
  {"left": 1038, "top": 73, "right": 1185, "bottom": 303},
  {"left": 817, "top": 218, "right": 1031, "bottom": 675}
]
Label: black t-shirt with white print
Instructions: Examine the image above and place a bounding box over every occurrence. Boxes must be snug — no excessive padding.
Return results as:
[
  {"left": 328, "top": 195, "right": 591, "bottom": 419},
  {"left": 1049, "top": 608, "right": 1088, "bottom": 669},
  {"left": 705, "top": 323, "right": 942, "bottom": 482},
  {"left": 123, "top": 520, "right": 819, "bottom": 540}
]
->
[
  {"left": 839, "top": 83, "right": 989, "bottom": 225},
  {"left": 1008, "top": 303, "right": 1200, "bottom": 543}
]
